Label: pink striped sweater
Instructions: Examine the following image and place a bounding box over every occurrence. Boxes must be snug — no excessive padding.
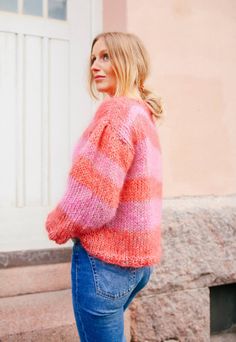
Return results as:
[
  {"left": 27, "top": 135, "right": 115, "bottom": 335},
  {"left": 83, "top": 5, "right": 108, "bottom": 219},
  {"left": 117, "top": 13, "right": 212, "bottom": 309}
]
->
[{"left": 45, "top": 96, "right": 162, "bottom": 267}]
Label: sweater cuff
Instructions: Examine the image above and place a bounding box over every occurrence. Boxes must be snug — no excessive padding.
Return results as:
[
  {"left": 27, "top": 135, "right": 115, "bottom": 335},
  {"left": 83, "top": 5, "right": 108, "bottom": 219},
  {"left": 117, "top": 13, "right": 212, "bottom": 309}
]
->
[{"left": 46, "top": 214, "right": 72, "bottom": 245}]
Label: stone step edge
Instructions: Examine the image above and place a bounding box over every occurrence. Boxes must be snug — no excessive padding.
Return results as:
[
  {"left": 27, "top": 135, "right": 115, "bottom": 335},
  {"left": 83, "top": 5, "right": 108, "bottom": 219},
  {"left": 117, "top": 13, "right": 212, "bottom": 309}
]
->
[
  {"left": 0, "top": 323, "right": 78, "bottom": 342},
  {"left": 0, "top": 289, "right": 75, "bottom": 337},
  {"left": 0, "top": 262, "right": 71, "bottom": 298},
  {"left": 0, "top": 247, "right": 72, "bottom": 269}
]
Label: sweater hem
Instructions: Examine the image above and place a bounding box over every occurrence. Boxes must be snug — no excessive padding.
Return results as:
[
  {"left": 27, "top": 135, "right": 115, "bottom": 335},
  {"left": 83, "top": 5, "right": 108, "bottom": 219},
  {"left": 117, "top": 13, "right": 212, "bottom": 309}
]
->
[{"left": 79, "top": 240, "right": 162, "bottom": 268}]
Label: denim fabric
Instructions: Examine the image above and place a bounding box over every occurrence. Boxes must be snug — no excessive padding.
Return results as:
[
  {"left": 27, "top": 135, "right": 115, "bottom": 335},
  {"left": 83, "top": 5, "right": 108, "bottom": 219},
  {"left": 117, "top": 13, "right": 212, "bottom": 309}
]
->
[{"left": 71, "top": 239, "right": 153, "bottom": 342}]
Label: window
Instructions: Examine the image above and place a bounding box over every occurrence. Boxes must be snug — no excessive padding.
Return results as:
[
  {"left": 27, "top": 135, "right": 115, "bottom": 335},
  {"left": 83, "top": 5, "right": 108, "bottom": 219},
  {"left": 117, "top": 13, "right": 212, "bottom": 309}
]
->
[
  {"left": 23, "top": 0, "right": 43, "bottom": 17},
  {"left": 0, "top": 0, "right": 17, "bottom": 12},
  {"left": 48, "top": 0, "right": 66, "bottom": 20},
  {"left": 0, "top": 0, "right": 67, "bottom": 20}
]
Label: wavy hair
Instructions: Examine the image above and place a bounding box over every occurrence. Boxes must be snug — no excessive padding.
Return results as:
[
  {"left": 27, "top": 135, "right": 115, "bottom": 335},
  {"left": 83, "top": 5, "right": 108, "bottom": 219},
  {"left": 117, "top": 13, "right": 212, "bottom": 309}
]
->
[{"left": 88, "top": 32, "right": 163, "bottom": 122}]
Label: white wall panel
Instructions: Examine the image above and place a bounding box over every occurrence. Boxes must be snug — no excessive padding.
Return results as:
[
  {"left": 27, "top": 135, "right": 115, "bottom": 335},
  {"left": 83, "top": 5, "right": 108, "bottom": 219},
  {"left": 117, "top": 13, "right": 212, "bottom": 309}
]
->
[
  {"left": 0, "top": 33, "right": 17, "bottom": 207},
  {"left": 42, "top": 37, "right": 49, "bottom": 207},
  {"left": 16, "top": 33, "right": 24, "bottom": 207},
  {"left": 49, "top": 38, "right": 70, "bottom": 204},
  {"left": 25, "top": 35, "right": 43, "bottom": 206}
]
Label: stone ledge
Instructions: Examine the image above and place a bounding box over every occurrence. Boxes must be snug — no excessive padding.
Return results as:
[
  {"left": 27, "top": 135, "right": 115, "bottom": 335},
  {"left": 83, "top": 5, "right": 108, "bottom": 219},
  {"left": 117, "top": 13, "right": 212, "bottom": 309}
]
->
[
  {"left": 163, "top": 194, "right": 236, "bottom": 210},
  {"left": 144, "top": 196, "right": 236, "bottom": 295},
  {"left": 0, "top": 247, "right": 72, "bottom": 269},
  {"left": 0, "top": 263, "right": 71, "bottom": 298}
]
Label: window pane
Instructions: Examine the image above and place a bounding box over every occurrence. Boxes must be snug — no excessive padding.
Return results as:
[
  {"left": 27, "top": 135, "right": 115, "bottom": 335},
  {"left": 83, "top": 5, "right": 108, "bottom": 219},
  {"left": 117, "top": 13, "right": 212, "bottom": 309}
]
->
[
  {"left": 0, "top": 0, "right": 17, "bottom": 12},
  {"left": 23, "top": 0, "right": 42, "bottom": 16},
  {"left": 48, "top": 0, "right": 67, "bottom": 20}
]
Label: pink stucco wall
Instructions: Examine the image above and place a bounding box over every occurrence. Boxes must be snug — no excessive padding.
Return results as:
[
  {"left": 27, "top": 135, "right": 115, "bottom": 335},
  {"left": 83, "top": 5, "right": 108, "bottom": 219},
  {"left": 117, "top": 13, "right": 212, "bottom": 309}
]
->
[{"left": 103, "top": 1, "right": 236, "bottom": 197}]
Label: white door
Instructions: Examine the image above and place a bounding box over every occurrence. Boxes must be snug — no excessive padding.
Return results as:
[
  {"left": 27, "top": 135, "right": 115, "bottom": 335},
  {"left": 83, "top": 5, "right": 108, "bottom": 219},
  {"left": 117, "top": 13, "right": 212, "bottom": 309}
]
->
[{"left": 0, "top": 0, "right": 103, "bottom": 251}]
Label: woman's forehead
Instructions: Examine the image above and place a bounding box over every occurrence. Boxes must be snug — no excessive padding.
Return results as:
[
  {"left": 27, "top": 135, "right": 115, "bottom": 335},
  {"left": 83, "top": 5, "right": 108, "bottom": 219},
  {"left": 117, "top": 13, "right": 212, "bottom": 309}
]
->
[{"left": 91, "top": 37, "right": 107, "bottom": 56}]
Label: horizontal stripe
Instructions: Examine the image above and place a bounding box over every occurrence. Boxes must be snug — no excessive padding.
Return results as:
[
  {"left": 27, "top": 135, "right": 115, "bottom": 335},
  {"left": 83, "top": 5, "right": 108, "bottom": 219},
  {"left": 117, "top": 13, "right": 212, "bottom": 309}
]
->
[
  {"left": 121, "top": 177, "right": 162, "bottom": 201},
  {"left": 127, "top": 137, "right": 162, "bottom": 180},
  {"left": 109, "top": 103, "right": 156, "bottom": 146},
  {"left": 71, "top": 118, "right": 106, "bottom": 160},
  {"left": 72, "top": 137, "right": 126, "bottom": 188},
  {"left": 132, "top": 115, "right": 161, "bottom": 148},
  {"left": 79, "top": 227, "right": 162, "bottom": 267},
  {"left": 46, "top": 205, "right": 83, "bottom": 234},
  {"left": 116, "top": 102, "right": 159, "bottom": 147},
  {"left": 108, "top": 198, "right": 162, "bottom": 231},
  {"left": 128, "top": 103, "right": 153, "bottom": 123},
  {"left": 88, "top": 124, "right": 134, "bottom": 172},
  {"left": 59, "top": 178, "right": 116, "bottom": 228},
  {"left": 69, "top": 157, "right": 122, "bottom": 208},
  {"left": 90, "top": 98, "right": 158, "bottom": 150}
]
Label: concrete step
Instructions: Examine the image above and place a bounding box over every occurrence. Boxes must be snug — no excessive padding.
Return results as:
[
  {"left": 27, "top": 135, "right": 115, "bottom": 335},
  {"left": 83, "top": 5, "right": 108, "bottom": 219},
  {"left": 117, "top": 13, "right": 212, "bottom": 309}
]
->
[
  {"left": 0, "top": 263, "right": 71, "bottom": 298},
  {"left": 0, "top": 289, "right": 77, "bottom": 341},
  {"left": 0, "top": 289, "right": 131, "bottom": 341}
]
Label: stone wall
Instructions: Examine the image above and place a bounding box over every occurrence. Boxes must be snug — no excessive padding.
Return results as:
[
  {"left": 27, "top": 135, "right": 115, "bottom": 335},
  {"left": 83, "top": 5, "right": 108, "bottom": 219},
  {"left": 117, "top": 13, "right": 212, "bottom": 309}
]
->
[{"left": 129, "top": 196, "right": 236, "bottom": 342}]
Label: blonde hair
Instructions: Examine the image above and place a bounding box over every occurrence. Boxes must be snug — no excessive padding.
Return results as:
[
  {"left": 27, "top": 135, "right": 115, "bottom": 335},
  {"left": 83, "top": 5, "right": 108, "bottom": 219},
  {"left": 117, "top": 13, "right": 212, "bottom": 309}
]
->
[{"left": 88, "top": 32, "right": 163, "bottom": 122}]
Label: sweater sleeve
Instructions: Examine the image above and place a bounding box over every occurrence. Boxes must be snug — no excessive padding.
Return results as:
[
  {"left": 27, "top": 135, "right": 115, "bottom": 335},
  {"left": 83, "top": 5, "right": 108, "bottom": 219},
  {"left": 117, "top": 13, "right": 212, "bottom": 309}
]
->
[{"left": 45, "top": 119, "right": 134, "bottom": 244}]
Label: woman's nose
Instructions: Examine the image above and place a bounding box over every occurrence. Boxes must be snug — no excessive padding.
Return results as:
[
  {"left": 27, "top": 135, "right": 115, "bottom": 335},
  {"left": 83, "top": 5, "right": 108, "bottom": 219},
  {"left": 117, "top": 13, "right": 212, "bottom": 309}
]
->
[{"left": 91, "top": 59, "right": 101, "bottom": 71}]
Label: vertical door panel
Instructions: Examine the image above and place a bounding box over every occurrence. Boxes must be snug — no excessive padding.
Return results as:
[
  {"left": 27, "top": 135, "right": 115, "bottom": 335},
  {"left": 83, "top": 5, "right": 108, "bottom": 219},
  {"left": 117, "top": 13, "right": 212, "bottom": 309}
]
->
[
  {"left": 25, "top": 35, "right": 43, "bottom": 206},
  {"left": 49, "top": 38, "right": 70, "bottom": 203},
  {"left": 0, "top": 33, "right": 17, "bottom": 206}
]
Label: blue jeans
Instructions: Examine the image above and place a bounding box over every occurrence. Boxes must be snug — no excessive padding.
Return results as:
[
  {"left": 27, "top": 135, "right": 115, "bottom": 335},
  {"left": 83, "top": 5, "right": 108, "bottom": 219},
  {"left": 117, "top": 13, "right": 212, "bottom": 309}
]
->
[{"left": 71, "top": 239, "right": 153, "bottom": 342}]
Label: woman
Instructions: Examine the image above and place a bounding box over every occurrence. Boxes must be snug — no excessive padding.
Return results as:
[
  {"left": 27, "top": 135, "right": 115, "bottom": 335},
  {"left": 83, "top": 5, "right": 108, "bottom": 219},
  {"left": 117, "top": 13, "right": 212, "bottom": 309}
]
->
[{"left": 46, "top": 31, "right": 163, "bottom": 342}]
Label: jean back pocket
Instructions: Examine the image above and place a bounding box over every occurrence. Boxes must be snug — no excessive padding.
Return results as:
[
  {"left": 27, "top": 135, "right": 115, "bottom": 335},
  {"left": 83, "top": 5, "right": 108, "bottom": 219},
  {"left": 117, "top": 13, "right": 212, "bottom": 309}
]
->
[{"left": 88, "top": 255, "right": 137, "bottom": 300}]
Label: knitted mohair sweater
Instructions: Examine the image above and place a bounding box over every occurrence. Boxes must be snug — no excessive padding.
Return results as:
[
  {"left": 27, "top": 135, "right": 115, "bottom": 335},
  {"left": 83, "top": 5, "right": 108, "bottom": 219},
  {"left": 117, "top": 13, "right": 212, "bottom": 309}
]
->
[{"left": 46, "top": 96, "right": 162, "bottom": 267}]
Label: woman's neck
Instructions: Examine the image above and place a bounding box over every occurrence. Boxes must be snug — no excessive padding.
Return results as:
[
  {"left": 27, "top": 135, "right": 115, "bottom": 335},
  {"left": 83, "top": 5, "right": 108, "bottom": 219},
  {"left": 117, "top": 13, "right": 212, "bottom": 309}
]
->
[{"left": 104, "top": 88, "right": 143, "bottom": 101}]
